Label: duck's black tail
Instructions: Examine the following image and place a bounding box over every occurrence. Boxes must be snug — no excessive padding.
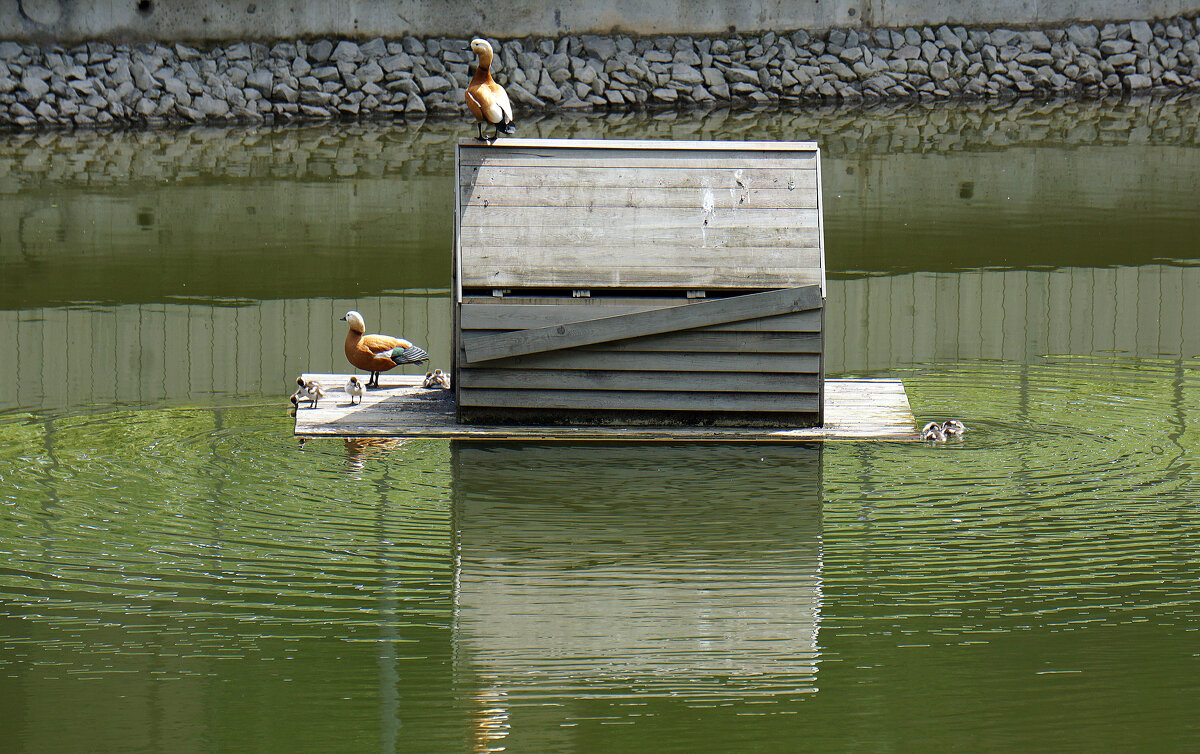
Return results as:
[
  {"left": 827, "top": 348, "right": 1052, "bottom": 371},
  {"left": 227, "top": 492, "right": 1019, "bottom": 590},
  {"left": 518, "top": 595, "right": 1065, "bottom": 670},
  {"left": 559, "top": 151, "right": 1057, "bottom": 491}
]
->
[
  {"left": 386, "top": 345, "right": 429, "bottom": 365},
  {"left": 498, "top": 121, "right": 516, "bottom": 135}
]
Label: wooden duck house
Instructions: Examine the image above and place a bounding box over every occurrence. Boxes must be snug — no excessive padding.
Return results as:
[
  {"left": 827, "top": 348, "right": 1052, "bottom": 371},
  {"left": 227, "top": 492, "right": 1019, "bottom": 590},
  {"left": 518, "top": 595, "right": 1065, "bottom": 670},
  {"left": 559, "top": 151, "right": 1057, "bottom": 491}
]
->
[{"left": 454, "top": 138, "right": 826, "bottom": 427}]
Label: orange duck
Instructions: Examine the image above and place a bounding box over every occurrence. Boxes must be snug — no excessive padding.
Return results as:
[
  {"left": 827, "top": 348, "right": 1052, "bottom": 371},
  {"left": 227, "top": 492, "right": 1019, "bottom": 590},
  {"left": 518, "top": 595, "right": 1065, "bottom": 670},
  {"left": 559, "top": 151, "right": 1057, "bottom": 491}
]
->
[
  {"left": 340, "top": 310, "right": 428, "bottom": 389},
  {"left": 465, "top": 38, "right": 515, "bottom": 141}
]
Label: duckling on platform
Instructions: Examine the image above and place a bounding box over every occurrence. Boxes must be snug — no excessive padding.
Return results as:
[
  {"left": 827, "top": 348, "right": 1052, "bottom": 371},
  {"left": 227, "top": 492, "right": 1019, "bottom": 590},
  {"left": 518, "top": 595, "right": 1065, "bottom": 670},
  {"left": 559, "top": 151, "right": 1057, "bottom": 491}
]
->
[
  {"left": 291, "top": 376, "right": 325, "bottom": 409},
  {"left": 423, "top": 368, "right": 451, "bottom": 389},
  {"left": 345, "top": 375, "right": 365, "bottom": 406},
  {"left": 341, "top": 310, "right": 429, "bottom": 389},
  {"left": 465, "top": 38, "right": 516, "bottom": 141}
]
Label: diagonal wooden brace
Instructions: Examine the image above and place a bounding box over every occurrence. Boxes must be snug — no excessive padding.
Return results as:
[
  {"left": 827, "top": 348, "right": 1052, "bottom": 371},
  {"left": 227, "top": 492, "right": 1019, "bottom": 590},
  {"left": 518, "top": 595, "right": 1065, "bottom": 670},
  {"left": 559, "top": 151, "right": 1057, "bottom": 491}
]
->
[{"left": 462, "top": 284, "right": 822, "bottom": 363}]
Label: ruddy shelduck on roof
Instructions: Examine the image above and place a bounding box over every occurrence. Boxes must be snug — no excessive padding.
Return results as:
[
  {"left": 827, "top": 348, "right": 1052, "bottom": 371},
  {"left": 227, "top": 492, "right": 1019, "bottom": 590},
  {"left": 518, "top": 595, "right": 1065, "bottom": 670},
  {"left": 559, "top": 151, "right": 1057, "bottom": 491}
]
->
[{"left": 465, "top": 38, "right": 516, "bottom": 141}]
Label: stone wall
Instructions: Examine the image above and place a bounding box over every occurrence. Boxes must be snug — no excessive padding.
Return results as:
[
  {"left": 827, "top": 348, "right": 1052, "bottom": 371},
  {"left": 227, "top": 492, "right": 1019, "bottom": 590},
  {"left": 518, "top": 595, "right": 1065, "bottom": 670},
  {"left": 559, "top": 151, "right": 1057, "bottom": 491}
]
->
[{"left": 2, "top": 16, "right": 1199, "bottom": 129}]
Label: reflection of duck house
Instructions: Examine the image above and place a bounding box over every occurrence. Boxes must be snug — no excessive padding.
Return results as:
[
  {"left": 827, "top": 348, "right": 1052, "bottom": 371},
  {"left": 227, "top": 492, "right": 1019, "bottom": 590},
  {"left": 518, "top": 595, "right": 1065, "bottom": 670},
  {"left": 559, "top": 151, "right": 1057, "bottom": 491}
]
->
[
  {"left": 456, "top": 138, "right": 828, "bottom": 427},
  {"left": 293, "top": 138, "right": 917, "bottom": 440},
  {"left": 452, "top": 444, "right": 823, "bottom": 706}
]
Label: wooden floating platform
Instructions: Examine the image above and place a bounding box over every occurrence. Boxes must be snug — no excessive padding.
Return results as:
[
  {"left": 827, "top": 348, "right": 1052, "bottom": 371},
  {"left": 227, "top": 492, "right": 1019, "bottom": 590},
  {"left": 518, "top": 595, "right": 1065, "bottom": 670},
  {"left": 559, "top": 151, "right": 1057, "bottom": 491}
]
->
[{"left": 293, "top": 375, "right": 919, "bottom": 442}]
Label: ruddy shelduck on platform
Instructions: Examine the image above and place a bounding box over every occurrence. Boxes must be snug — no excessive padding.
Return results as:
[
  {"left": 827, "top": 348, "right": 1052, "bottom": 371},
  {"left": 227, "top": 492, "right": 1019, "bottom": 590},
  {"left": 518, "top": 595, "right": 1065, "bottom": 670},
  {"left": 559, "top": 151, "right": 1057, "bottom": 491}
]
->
[
  {"left": 340, "top": 310, "right": 429, "bottom": 389},
  {"left": 465, "top": 38, "right": 515, "bottom": 141}
]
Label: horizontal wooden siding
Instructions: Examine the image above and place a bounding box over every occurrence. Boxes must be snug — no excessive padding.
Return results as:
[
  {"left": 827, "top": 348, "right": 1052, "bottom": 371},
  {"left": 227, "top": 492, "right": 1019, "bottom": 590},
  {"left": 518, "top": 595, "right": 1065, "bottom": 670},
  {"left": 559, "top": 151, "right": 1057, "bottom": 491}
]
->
[
  {"left": 457, "top": 295, "right": 822, "bottom": 424},
  {"left": 457, "top": 143, "right": 823, "bottom": 291}
]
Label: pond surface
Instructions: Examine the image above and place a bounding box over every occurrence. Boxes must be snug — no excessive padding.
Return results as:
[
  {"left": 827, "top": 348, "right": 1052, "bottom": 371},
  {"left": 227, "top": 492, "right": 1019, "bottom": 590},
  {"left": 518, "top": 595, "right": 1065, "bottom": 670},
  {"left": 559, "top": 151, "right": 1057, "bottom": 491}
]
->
[{"left": 2, "top": 97, "right": 1199, "bottom": 751}]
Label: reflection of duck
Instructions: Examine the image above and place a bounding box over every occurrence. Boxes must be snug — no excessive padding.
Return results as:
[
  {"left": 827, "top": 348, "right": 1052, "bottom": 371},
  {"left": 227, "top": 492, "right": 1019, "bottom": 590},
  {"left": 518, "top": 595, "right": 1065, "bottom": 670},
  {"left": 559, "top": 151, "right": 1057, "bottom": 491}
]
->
[
  {"left": 465, "top": 38, "right": 515, "bottom": 141},
  {"left": 423, "top": 368, "right": 452, "bottom": 389},
  {"left": 291, "top": 376, "right": 325, "bottom": 408},
  {"left": 921, "top": 421, "right": 946, "bottom": 442},
  {"left": 345, "top": 375, "right": 364, "bottom": 405},
  {"left": 942, "top": 419, "right": 968, "bottom": 437},
  {"left": 344, "top": 437, "right": 405, "bottom": 470},
  {"left": 341, "top": 310, "right": 429, "bottom": 389}
]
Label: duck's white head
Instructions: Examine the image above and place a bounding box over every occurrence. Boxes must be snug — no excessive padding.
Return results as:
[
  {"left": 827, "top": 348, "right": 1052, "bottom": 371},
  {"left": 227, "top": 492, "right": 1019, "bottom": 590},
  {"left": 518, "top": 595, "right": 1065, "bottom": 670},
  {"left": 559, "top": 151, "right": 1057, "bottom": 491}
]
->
[
  {"left": 469, "top": 38, "right": 495, "bottom": 66},
  {"left": 341, "top": 310, "right": 366, "bottom": 333}
]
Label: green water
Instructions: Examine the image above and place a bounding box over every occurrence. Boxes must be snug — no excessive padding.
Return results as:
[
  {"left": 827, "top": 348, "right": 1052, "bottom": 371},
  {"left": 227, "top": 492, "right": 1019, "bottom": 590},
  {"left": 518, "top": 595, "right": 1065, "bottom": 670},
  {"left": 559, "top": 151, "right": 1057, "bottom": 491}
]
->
[{"left": 2, "top": 97, "right": 1200, "bottom": 751}]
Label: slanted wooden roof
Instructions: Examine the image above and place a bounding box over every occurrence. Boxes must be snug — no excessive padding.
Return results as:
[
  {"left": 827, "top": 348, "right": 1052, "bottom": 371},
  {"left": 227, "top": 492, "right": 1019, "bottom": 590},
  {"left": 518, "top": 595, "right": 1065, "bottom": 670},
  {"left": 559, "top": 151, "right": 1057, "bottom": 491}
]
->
[{"left": 455, "top": 138, "right": 825, "bottom": 293}]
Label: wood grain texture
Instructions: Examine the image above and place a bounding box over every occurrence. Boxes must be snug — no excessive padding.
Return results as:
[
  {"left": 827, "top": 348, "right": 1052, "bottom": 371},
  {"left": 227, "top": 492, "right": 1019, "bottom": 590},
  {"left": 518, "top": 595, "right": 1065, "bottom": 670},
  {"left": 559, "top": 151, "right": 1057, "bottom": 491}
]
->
[
  {"left": 455, "top": 349, "right": 822, "bottom": 373},
  {"left": 464, "top": 285, "right": 821, "bottom": 362},
  {"left": 459, "top": 204, "right": 820, "bottom": 229},
  {"left": 460, "top": 265, "right": 825, "bottom": 290},
  {"left": 293, "top": 376, "right": 916, "bottom": 441},
  {"left": 459, "top": 226, "right": 822, "bottom": 250},
  {"left": 460, "top": 303, "right": 821, "bottom": 333},
  {"left": 461, "top": 185, "right": 818, "bottom": 210},
  {"left": 461, "top": 165, "right": 813, "bottom": 190},
  {"left": 458, "top": 368, "right": 820, "bottom": 393},
  {"left": 463, "top": 329, "right": 822, "bottom": 356},
  {"left": 457, "top": 138, "right": 824, "bottom": 293},
  {"left": 457, "top": 388, "right": 820, "bottom": 412}
]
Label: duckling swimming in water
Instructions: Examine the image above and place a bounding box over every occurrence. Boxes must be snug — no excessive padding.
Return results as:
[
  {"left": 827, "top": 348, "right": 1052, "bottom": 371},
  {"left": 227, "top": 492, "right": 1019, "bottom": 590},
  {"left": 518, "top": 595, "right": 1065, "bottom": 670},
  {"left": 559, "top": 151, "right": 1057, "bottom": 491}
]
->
[
  {"left": 345, "top": 375, "right": 364, "bottom": 406},
  {"left": 922, "top": 421, "right": 947, "bottom": 442},
  {"left": 291, "top": 376, "right": 325, "bottom": 408},
  {"left": 465, "top": 38, "right": 516, "bottom": 141},
  {"left": 942, "top": 419, "right": 968, "bottom": 437}
]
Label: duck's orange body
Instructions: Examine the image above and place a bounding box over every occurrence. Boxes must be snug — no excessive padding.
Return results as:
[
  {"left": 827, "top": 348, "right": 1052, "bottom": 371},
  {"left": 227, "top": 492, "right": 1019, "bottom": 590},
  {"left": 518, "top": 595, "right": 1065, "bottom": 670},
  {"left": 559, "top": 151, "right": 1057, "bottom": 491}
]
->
[
  {"left": 345, "top": 329, "right": 414, "bottom": 373},
  {"left": 465, "top": 38, "right": 515, "bottom": 140},
  {"left": 340, "top": 310, "right": 428, "bottom": 389}
]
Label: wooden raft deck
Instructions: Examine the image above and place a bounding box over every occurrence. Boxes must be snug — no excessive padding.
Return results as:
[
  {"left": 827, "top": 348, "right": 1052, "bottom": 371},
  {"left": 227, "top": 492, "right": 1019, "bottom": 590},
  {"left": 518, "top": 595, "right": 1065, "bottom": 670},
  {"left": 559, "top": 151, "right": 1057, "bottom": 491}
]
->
[{"left": 292, "top": 375, "right": 919, "bottom": 441}]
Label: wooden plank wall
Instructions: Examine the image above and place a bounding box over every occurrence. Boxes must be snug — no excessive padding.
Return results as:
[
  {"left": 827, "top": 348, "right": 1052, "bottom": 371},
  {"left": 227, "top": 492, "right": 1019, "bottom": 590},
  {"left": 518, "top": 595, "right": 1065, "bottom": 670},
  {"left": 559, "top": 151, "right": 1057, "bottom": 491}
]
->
[
  {"left": 454, "top": 139, "right": 826, "bottom": 425},
  {"left": 456, "top": 295, "right": 823, "bottom": 424},
  {"left": 456, "top": 141, "right": 824, "bottom": 292}
]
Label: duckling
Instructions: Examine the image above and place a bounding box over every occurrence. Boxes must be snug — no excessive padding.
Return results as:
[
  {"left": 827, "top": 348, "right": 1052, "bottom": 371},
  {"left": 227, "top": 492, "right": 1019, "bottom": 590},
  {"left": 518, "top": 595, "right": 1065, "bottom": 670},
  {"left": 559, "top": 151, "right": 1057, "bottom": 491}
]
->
[
  {"left": 422, "top": 368, "right": 451, "bottom": 389},
  {"left": 291, "top": 376, "right": 325, "bottom": 408},
  {"left": 465, "top": 38, "right": 515, "bottom": 141},
  {"left": 345, "top": 375, "right": 365, "bottom": 406},
  {"left": 341, "top": 310, "right": 429, "bottom": 389},
  {"left": 921, "top": 421, "right": 947, "bottom": 442},
  {"left": 942, "top": 419, "right": 968, "bottom": 437}
]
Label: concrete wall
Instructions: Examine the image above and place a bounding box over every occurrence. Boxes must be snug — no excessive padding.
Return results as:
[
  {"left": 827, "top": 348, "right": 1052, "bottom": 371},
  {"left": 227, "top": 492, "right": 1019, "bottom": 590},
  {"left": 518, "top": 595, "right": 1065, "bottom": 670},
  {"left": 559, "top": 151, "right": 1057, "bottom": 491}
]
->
[{"left": 4, "top": 0, "right": 1200, "bottom": 43}]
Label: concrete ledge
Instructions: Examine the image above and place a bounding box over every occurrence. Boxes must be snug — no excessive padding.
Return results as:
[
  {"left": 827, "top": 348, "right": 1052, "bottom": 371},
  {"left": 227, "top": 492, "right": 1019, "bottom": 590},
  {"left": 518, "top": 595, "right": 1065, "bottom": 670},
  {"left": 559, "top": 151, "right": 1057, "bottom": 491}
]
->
[{"left": 2, "top": 1, "right": 1200, "bottom": 43}]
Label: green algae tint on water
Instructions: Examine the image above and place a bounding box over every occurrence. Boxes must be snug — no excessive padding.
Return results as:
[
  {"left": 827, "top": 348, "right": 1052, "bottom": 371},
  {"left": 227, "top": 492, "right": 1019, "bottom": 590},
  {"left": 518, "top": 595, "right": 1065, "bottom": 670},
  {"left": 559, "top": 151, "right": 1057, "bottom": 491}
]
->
[{"left": 2, "top": 97, "right": 1200, "bottom": 751}]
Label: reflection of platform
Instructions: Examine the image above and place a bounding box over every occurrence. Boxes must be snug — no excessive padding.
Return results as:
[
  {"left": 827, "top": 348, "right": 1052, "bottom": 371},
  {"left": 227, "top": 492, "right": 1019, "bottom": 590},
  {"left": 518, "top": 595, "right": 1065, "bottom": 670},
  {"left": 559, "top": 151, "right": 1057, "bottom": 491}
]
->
[
  {"left": 293, "top": 375, "right": 917, "bottom": 440},
  {"left": 451, "top": 444, "right": 823, "bottom": 704}
]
